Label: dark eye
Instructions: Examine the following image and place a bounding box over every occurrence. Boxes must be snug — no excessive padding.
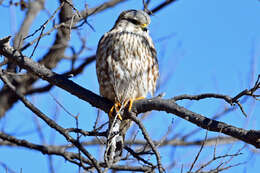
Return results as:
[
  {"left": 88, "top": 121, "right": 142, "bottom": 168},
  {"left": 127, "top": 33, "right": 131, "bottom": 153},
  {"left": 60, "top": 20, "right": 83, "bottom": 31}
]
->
[{"left": 128, "top": 18, "right": 140, "bottom": 25}]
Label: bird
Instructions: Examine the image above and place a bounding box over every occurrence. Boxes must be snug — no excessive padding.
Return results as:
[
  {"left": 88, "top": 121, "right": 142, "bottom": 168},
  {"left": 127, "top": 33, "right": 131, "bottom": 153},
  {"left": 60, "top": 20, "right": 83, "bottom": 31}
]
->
[{"left": 96, "top": 9, "right": 159, "bottom": 166}]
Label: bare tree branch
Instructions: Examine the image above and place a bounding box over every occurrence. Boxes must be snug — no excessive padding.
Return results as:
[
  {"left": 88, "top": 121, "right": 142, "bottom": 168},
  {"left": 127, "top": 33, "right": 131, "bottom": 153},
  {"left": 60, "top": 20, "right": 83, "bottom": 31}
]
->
[
  {"left": 25, "top": 55, "right": 95, "bottom": 95},
  {"left": 77, "top": 0, "right": 128, "bottom": 22},
  {"left": 0, "top": 68, "right": 102, "bottom": 172},
  {"left": 0, "top": 136, "right": 237, "bottom": 148},
  {"left": 0, "top": 0, "right": 73, "bottom": 118},
  {"left": 0, "top": 0, "right": 46, "bottom": 117},
  {"left": 189, "top": 131, "right": 208, "bottom": 172},
  {"left": 151, "top": 0, "right": 178, "bottom": 13},
  {"left": 0, "top": 1, "right": 255, "bottom": 172},
  {"left": 13, "top": 0, "right": 45, "bottom": 49},
  {"left": 0, "top": 131, "right": 154, "bottom": 172},
  {"left": 0, "top": 0, "right": 182, "bottom": 119},
  {"left": 129, "top": 113, "right": 164, "bottom": 173},
  {"left": 0, "top": 36, "right": 259, "bottom": 149}
]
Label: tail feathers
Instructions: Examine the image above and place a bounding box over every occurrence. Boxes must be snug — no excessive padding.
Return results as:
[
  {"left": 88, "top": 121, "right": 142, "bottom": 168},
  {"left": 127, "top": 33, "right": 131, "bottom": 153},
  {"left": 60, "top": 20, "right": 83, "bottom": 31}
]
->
[{"left": 104, "top": 118, "right": 124, "bottom": 166}]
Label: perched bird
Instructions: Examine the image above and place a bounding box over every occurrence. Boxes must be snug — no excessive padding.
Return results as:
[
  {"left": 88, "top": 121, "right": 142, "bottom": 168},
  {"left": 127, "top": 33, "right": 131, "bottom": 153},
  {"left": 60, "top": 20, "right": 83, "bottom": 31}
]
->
[{"left": 96, "top": 9, "right": 159, "bottom": 165}]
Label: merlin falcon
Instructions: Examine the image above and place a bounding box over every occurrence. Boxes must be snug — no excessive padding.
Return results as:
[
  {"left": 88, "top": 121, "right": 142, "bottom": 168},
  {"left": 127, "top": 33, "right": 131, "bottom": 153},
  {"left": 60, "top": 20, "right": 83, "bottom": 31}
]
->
[{"left": 96, "top": 9, "right": 159, "bottom": 165}]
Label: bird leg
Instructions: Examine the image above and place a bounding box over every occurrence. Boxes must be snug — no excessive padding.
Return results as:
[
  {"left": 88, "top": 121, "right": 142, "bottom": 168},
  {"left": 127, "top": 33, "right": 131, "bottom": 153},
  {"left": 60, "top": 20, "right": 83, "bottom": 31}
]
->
[
  {"left": 109, "top": 102, "right": 123, "bottom": 120},
  {"left": 109, "top": 97, "right": 145, "bottom": 120},
  {"left": 124, "top": 97, "right": 145, "bottom": 112}
]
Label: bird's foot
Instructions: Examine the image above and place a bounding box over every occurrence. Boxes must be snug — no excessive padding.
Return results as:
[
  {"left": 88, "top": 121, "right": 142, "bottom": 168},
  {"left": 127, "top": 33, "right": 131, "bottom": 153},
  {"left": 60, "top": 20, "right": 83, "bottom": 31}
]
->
[
  {"left": 109, "top": 102, "right": 123, "bottom": 120},
  {"left": 124, "top": 97, "right": 145, "bottom": 112}
]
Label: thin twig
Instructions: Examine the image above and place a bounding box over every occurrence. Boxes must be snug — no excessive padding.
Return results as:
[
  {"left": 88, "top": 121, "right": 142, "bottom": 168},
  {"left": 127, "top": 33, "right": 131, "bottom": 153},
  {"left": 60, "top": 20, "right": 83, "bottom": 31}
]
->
[
  {"left": 66, "top": 128, "right": 106, "bottom": 137},
  {"left": 129, "top": 113, "right": 164, "bottom": 173},
  {"left": 0, "top": 131, "right": 91, "bottom": 170},
  {"left": 0, "top": 69, "right": 102, "bottom": 173},
  {"left": 21, "top": 23, "right": 66, "bottom": 51},
  {"left": 189, "top": 131, "right": 208, "bottom": 172},
  {"left": 49, "top": 92, "right": 76, "bottom": 118},
  {"left": 124, "top": 146, "right": 155, "bottom": 167},
  {"left": 63, "top": 0, "right": 81, "bottom": 17},
  {"left": 151, "top": 0, "right": 178, "bottom": 13},
  {"left": 24, "top": 2, "right": 64, "bottom": 40}
]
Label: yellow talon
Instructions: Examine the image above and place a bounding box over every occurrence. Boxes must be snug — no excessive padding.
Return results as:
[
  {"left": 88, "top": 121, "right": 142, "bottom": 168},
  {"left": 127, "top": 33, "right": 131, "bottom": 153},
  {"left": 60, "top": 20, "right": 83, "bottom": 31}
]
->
[
  {"left": 109, "top": 97, "right": 145, "bottom": 120},
  {"left": 109, "top": 105, "right": 115, "bottom": 118},
  {"left": 117, "top": 114, "right": 123, "bottom": 120},
  {"left": 127, "top": 99, "right": 133, "bottom": 112},
  {"left": 109, "top": 102, "right": 123, "bottom": 120},
  {"left": 124, "top": 97, "right": 145, "bottom": 112}
]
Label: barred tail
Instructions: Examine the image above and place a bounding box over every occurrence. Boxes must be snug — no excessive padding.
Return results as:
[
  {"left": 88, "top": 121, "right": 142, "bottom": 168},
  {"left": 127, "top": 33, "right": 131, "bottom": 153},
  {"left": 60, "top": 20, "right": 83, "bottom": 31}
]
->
[{"left": 104, "top": 118, "right": 124, "bottom": 166}]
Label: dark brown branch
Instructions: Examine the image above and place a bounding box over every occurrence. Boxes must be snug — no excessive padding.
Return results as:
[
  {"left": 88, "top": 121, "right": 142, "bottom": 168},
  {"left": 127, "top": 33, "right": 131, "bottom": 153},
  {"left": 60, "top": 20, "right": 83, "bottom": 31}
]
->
[
  {"left": 151, "top": 0, "right": 178, "bottom": 13},
  {"left": 172, "top": 93, "right": 234, "bottom": 104},
  {"left": 28, "top": 2, "right": 65, "bottom": 58},
  {"left": 0, "top": 36, "right": 112, "bottom": 112},
  {"left": 1, "top": 136, "right": 236, "bottom": 149},
  {"left": 189, "top": 131, "right": 208, "bottom": 172},
  {"left": 124, "top": 146, "right": 155, "bottom": 167},
  {"left": 0, "top": 0, "right": 73, "bottom": 118},
  {"left": 172, "top": 77, "right": 260, "bottom": 117},
  {"left": 62, "top": 55, "right": 96, "bottom": 77},
  {"left": 124, "top": 136, "right": 237, "bottom": 147},
  {"left": 0, "top": 131, "right": 88, "bottom": 166},
  {"left": 0, "top": 36, "right": 260, "bottom": 149},
  {"left": 181, "top": 99, "right": 247, "bottom": 140},
  {"left": 129, "top": 113, "right": 164, "bottom": 173},
  {"left": 26, "top": 84, "right": 53, "bottom": 95},
  {"left": 133, "top": 98, "right": 260, "bottom": 148},
  {"left": 0, "top": 68, "right": 101, "bottom": 172},
  {"left": 38, "top": 0, "right": 73, "bottom": 68},
  {"left": 66, "top": 128, "right": 107, "bottom": 137},
  {"left": 0, "top": 132, "right": 152, "bottom": 172},
  {"left": 26, "top": 55, "right": 95, "bottom": 95},
  {"left": 13, "top": 0, "right": 45, "bottom": 49},
  {"left": 196, "top": 152, "right": 243, "bottom": 173},
  {"left": 77, "top": 0, "right": 128, "bottom": 22},
  {"left": 22, "top": 136, "right": 237, "bottom": 149},
  {"left": 0, "top": 0, "right": 180, "bottom": 119}
]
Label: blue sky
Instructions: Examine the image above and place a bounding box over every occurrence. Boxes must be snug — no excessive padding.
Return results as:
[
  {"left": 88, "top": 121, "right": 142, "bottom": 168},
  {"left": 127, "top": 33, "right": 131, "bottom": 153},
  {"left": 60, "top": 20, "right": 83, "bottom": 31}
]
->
[{"left": 0, "top": 0, "right": 260, "bottom": 172}]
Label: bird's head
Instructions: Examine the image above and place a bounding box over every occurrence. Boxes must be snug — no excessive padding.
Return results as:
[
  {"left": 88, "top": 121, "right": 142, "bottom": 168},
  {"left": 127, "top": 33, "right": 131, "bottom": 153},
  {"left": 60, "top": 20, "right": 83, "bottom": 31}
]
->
[{"left": 114, "top": 9, "right": 151, "bottom": 32}]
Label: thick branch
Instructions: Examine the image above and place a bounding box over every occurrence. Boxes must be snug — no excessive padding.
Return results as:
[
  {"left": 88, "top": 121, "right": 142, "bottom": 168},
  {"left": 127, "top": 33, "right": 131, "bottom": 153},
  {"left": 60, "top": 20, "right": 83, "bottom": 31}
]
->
[
  {"left": 132, "top": 98, "right": 260, "bottom": 148},
  {"left": 0, "top": 67, "right": 101, "bottom": 172},
  {"left": 0, "top": 0, "right": 73, "bottom": 117},
  {"left": 0, "top": 36, "right": 112, "bottom": 112},
  {"left": 0, "top": 36, "right": 260, "bottom": 149},
  {"left": 0, "top": 0, "right": 180, "bottom": 118},
  {"left": 13, "top": 0, "right": 45, "bottom": 49},
  {"left": 25, "top": 55, "right": 95, "bottom": 95}
]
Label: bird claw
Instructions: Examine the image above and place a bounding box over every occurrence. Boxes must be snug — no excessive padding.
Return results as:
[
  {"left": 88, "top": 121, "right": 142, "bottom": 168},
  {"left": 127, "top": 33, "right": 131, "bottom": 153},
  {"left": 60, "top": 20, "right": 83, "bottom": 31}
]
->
[
  {"left": 124, "top": 97, "right": 145, "bottom": 112},
  {"left": 109, "top": 102, "right": 123, "bottom": 120},
  {"left": 109, "top": 97, "right": 145, "bottom": 120}
]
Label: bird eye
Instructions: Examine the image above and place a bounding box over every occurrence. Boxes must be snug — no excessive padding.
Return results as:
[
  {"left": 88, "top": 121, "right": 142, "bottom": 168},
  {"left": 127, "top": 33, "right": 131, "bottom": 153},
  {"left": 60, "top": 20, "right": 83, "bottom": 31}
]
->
[{"left": 128, "top": 18, "right": 140, "bottom": 25}]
